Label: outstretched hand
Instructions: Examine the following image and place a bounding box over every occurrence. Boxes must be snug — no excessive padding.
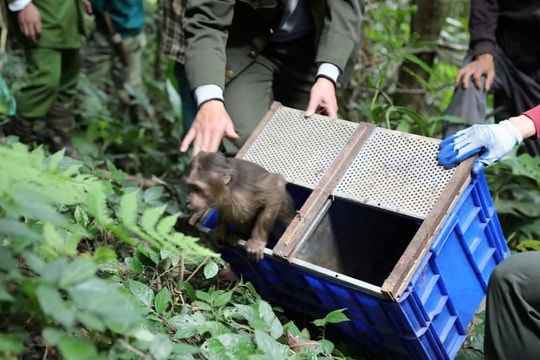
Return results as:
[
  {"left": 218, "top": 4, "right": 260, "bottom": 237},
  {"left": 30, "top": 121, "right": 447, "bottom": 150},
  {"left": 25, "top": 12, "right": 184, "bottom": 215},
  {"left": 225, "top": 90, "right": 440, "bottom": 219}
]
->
[
  {"left": 180, "top": 100, "right": 239, "bottom": 156},
  {"left": 437, "top": 120, "right": 523, "bottom": 176}
]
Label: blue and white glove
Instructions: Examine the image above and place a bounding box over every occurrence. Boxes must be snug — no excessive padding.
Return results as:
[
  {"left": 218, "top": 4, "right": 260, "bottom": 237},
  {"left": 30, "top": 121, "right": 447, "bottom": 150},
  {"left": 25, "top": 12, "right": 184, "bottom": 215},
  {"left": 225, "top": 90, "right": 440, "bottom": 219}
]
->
[{"left": 438, "top": 120, "right": 523, "bottom": 176}]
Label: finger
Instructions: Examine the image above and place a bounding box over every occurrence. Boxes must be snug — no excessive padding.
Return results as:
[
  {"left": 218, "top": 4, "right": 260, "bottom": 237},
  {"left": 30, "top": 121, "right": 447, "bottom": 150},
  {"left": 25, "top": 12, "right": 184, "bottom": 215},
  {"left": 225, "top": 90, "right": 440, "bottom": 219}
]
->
[
  {"left": 34, "top": 21, "right": 42, "bottom": 41},
  {"left": 472, "top": 75, "right": 483, "bottom": 90},
  {"left": 224, "top": 124, "right": 239, "bottom": 140},
  {"left": 304, "top": 98, "right": 319, "bottom": 117},
  {"left": 179, "top": 129, "right": 195, "bottom": 152},
  {"left": 485, "top": 71, "right": 495, "bottom": 91},
  {"left": 327, "top": 105, "right": 338, "bottom": 118}
]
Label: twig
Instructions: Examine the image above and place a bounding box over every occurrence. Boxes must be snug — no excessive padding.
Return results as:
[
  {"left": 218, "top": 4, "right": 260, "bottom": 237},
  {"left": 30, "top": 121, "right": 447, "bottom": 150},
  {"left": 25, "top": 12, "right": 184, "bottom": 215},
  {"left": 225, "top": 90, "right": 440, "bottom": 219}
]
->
[
  {"left": 117, "top": 338, "right": 153, "bottom": 359},
  {"left": 184, "top": 256, "right": 210, "bottom": 283}
]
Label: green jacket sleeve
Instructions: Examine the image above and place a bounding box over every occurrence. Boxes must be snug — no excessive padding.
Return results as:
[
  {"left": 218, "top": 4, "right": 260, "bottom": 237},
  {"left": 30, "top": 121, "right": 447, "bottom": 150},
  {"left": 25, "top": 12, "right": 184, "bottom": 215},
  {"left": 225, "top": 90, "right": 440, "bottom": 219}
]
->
[
  {"left": 314, "top": 0, "right": 364, "bottom": 72},
  {"left": 184, "top": 0, "right": 235, "bottom": 90}
]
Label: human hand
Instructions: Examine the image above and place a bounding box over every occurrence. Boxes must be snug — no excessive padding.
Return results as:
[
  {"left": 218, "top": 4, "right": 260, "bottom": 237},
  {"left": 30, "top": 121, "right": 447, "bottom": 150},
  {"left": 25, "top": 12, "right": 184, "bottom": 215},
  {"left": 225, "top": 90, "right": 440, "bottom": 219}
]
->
[
  {"left": 17, "top": 3, "right": 41, "bottom": 43},
  {"left": 179, "top": 100, "right": 239, "bottom": 156},
  {"left": 304, "top": 77, "right": 338, "bottom": 118},
  {"left": 437, "top": 120, "right": 523, "bottom": 176},
  {"left": 455, "top": 53, "right": 495, "bottom": 91}
]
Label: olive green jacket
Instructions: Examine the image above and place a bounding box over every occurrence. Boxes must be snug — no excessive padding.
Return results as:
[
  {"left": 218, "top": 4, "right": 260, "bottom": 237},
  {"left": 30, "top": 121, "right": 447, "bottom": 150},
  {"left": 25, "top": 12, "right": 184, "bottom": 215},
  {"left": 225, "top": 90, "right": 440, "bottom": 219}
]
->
[
  {"left": 184, "top": 0, "right": 364, "bottom": 90},
  {"left": 8, "top": 0, "right": 85, "bottom": 48}
]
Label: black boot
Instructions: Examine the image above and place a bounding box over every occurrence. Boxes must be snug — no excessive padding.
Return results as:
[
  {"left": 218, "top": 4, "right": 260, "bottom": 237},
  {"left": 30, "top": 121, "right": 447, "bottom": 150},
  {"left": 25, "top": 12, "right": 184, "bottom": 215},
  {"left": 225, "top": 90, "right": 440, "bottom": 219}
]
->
[{"left": 1, "top": 114, "right": 46, "bottom": 145}]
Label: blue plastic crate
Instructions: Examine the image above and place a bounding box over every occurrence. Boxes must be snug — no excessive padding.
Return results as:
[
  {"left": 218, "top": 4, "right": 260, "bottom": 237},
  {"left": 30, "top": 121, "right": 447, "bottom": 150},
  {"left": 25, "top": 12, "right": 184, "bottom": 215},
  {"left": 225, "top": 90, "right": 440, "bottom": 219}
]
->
[{"left": 209, "top": 173, "right": 509, "bottom": 359}]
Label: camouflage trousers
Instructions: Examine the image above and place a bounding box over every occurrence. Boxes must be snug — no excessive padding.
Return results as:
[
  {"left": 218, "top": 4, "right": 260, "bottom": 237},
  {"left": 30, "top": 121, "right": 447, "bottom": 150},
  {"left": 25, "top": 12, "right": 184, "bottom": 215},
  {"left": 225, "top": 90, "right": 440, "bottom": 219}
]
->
[{"left": 82, "top": 30, "right": 147, "bottom": 113}]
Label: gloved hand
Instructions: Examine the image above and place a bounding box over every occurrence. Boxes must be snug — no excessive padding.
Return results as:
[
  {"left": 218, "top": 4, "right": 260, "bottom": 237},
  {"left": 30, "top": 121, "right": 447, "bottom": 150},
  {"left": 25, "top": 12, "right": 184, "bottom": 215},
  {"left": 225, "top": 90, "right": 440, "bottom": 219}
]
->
[{"left": 438, "top": 120, "right": 523, "bottom": 176}]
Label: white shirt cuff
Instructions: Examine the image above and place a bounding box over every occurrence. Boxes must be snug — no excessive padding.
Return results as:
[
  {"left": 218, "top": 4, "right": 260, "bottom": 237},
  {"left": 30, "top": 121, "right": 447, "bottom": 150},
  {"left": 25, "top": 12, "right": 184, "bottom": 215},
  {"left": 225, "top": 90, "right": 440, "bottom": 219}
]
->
[
  {"left": 316, "top": 63, "right": 341, "bottom": 84},
  {"left": 194, "top": 84, "right": 224, "bottom": 107},
  {"left": 8, "top": 0, "right": 32, "bottom": 11}
]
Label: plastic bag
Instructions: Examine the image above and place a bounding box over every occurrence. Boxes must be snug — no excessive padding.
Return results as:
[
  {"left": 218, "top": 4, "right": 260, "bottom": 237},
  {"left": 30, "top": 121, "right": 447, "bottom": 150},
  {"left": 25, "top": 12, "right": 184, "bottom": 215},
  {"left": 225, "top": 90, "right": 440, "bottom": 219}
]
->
[{"left": 0, "top": 74, "right": 16, "bottom": 116}]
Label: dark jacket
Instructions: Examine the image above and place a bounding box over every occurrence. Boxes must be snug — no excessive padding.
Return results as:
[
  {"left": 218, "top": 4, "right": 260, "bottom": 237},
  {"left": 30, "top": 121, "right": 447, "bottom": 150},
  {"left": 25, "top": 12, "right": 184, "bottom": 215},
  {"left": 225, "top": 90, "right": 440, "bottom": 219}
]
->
[
  {"left": 183, "top": 0, "right": 364, "bottom": 90},
  {"left": 469, "top": 0, "right": 540, "bottom": 76}
]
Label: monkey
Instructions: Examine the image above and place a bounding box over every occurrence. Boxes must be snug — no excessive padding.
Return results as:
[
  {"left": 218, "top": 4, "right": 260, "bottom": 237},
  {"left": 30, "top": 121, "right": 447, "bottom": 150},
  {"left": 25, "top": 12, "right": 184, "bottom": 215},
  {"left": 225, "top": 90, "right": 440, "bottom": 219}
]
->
[{"left": 184, "top": 151, "right": 296, "bottom": 261}]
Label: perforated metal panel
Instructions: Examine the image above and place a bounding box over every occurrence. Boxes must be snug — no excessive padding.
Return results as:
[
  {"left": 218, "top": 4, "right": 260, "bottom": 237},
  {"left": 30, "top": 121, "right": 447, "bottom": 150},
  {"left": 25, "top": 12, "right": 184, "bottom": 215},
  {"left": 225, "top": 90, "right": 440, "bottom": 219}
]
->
[
  {"left": 333, "top": 128, "right": 457, "bottom": 219},
  {"left": 241, "top": 107, "right": 357, "bottom": 189}
]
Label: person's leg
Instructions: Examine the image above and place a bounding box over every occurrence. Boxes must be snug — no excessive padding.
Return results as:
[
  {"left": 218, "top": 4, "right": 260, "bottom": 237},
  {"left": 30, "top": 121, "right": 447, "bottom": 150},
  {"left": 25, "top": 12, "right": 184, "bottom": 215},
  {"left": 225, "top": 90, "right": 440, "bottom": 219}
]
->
[
  {"left": 45, "top": 48, "right": 81, "bottom": 154},
  {"left": 174, "top": 61, "right": 197, "bottom": 134},
  {"left": 81, "top": 30, "right": 114, "bottom": 90},
  {"left": 5, "top": 47, "right": 61, "bottom": 144},
  {"left": 113, "top": 32, "right": 147, "bottom": 122},
  {"left": 484, "top": 251, "right": 540, "bottom": 360},
  {"left": 221, "top": 55, "right": 278, "bottom": 156}
]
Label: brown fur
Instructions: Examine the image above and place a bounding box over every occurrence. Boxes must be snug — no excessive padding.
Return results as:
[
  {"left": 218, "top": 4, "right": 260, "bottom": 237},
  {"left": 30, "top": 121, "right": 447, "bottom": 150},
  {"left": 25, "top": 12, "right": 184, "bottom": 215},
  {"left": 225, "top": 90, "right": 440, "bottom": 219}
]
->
[{"left": 184, "top": 152, "right": 295, "bottom": 261}]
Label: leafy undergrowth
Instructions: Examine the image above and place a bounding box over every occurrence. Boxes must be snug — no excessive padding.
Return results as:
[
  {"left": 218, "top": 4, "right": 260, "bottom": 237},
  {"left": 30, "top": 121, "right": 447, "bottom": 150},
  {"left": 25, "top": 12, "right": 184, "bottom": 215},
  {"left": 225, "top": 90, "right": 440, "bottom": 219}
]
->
[{"left": 0, "top": 142, "right": 354, "bottom": 360}]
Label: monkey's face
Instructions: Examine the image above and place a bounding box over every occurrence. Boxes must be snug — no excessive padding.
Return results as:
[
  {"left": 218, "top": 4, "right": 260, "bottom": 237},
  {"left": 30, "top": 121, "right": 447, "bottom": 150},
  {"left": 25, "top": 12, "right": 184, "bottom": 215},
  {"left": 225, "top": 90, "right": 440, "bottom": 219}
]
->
[
  {"left": 185, "top": 182, "right": 211, "bottom": 211},
  {"left": 184, "top": 151, "right": 230, "bottom": 212}
]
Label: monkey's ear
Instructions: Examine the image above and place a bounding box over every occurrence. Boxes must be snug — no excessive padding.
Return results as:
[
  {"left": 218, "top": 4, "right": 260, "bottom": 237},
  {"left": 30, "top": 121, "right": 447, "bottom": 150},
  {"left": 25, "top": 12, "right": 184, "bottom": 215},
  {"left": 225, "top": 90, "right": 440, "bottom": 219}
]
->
[{"left": 222, "top": 169, "right": 232, "bottom": 185}]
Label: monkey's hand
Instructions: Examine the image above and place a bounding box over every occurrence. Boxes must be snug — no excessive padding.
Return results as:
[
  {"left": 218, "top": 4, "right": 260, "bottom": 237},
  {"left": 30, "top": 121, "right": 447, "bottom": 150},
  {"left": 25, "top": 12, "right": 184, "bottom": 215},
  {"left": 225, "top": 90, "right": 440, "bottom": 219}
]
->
[{"left": 246, "top": 238, "right": 266, "bottom": 262}]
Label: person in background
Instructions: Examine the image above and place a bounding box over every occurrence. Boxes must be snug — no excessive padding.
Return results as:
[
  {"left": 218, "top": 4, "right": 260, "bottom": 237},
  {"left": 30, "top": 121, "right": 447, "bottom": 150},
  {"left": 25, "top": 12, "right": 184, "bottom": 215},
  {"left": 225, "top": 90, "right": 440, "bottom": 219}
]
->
[
  {"left": 437, "top": 105, "right": 540, "bottom": 360},
  {"left": 161, "top": 0, "right": 196, "bottom": 134},
  {"left": 441, "top": 0, "right": 540, "bottom": 156},
  {"left": 180, "top": 0, "right": 364, "bottom": 156},
  {"left": 82, "top": 0, "right": 147, "bottom": 123},
  {"left": 3, "top": 0, "right": 90, "bottom": 155}
]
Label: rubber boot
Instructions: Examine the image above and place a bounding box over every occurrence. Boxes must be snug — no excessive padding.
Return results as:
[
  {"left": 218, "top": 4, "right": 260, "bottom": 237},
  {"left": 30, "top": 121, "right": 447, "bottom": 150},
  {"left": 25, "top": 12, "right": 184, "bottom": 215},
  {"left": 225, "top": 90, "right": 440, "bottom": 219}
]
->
[
  {"left": 45, "top": 102, "right": 77, "bottom": 157},
  {"left": 1, "top": 114, "right": 46, "bottom": 145}
]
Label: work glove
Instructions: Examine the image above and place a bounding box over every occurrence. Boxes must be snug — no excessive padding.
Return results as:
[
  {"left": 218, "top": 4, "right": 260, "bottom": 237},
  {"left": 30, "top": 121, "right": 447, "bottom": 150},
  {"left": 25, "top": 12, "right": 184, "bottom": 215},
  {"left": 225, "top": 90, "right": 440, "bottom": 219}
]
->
[{"left": 437, "top": 120, "right": 523, "bottom": 176}]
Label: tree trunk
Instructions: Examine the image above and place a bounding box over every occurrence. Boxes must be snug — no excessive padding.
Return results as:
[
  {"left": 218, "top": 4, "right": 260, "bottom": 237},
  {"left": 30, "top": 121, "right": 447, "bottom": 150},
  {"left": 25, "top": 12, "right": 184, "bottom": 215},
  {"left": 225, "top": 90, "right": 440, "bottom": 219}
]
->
[{"left": 392, "top": 0, "right": 452, "bottom": 112}]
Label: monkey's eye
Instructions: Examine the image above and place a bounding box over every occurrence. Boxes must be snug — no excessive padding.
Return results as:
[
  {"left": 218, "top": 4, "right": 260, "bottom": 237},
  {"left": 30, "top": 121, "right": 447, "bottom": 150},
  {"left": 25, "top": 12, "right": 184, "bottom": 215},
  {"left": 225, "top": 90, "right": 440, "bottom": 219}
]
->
[{"left": 189, "top": 184, "right": 203, "bottom": 193}]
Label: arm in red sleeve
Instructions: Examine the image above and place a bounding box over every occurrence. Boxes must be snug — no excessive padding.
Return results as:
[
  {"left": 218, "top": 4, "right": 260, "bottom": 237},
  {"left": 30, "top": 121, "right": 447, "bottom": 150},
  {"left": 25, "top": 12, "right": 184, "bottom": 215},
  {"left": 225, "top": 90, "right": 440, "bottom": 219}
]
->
[{"left": 523, "top": 105, "right": 540, "bottom": 139}]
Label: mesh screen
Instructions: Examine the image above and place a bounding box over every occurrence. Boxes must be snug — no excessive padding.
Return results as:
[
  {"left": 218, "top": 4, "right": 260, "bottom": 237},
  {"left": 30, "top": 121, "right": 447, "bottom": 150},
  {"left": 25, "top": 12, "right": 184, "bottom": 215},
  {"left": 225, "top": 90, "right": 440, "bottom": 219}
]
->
[
  {"left": 333, "top": 128, "right": 457, "bottom": 219},
  {"left": 242, "top": 107, "right": 357, "bottom": 189}
]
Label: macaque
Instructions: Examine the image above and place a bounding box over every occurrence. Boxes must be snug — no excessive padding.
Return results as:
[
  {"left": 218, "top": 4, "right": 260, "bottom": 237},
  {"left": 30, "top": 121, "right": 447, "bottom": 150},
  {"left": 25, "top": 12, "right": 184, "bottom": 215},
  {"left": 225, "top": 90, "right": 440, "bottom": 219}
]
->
[{"left": 184, "top": 151, "right": 295, "bottom": 261}]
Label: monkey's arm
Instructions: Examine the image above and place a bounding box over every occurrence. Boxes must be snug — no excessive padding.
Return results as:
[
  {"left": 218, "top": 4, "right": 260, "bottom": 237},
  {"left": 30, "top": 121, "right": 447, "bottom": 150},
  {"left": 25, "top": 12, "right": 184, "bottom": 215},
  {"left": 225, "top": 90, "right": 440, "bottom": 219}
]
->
[{"left": 245, "top": 174, "right": 288, "bottom": 261}]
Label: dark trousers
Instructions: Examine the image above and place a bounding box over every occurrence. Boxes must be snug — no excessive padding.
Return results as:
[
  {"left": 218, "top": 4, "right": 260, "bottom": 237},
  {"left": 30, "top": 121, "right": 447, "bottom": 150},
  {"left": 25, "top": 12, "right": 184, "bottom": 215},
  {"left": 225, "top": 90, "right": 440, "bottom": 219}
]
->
[
  {"left": 484, "top": 251, "right": 540, "bottom": 360},
  {"left": 443, "top": 46, "right": 540, "bottom": 155},
  {"left": 174, "top": 61, "right": 197, "bottom": 134},
  {"left": 222, "top": 35, "right": 317, "bottom": 155}
]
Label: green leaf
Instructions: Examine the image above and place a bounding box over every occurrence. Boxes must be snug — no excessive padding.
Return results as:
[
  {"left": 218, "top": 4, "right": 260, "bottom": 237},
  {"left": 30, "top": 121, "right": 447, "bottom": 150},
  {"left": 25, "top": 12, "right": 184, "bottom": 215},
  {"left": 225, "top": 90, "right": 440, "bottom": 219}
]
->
[
  {"left": 154, "top": 287, "right": 171, "bottom": 314},
  {"left": 58, "top": 337, "right": 99, "bottom": 360},
  {"left": 128, "top": 279, "right": 154, "bottom": 307},
  {"left": 36, "top": 285, "right": 76, "bottom": 328},
  {"left": 143, "top": 186, "right": 164, "bottom": 204},
  {"left": 42, "top": 327, "right": 64, "bottom": 345},
  {"left": 119, "top": 190, "right": 139, "bottom": 227},
  {"left": 213, "top": 291, "right": 232, "bottom": 307},
  {"left": 0, "top": 334, "right": 25, "bottom": 355},
  {"left": 254, "top": 329, "right": 288, "bottom": 360},
  {"left": 93, "top": 246, "right": 118, "bottom": 263},
  {"left": 141, "top": 205, "right": 166, "bottom": 234},
  {"left": 157, "top": 213, "right": 179, "bottom": 236},
  {"left": 59, "top": 258, "right": 97, "bottom": 288},
  {"left": 0, "top": 284, "right": 14, "bottom": 302},
  {"left": 171, "top": 343, "right": 201, "bottom": 356},
  {"left": 204, "top": 260, "right": 219, "bottom": 279},
  {"left": 170, "top": 314, "right": 199, "bottom": 339},
  {"left": 313, "top": 308, "right": 349, "bottom": 326},
  {"left": 216, "top": 333, "right": 255, "bottom": 358},
  {"left": 77, "top": 311, "right": 106, "bottom": 332},
  {"left": 149, "top": 334, "right": 173, "bottom": 360}
]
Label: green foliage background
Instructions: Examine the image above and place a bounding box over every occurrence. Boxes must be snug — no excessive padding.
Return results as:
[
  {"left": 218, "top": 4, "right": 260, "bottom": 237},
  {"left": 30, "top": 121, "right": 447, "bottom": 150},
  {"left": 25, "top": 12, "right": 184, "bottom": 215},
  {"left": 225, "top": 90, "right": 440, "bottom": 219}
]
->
[{"left": 1, "top": 0, "right": 539, "bottom": 359}]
